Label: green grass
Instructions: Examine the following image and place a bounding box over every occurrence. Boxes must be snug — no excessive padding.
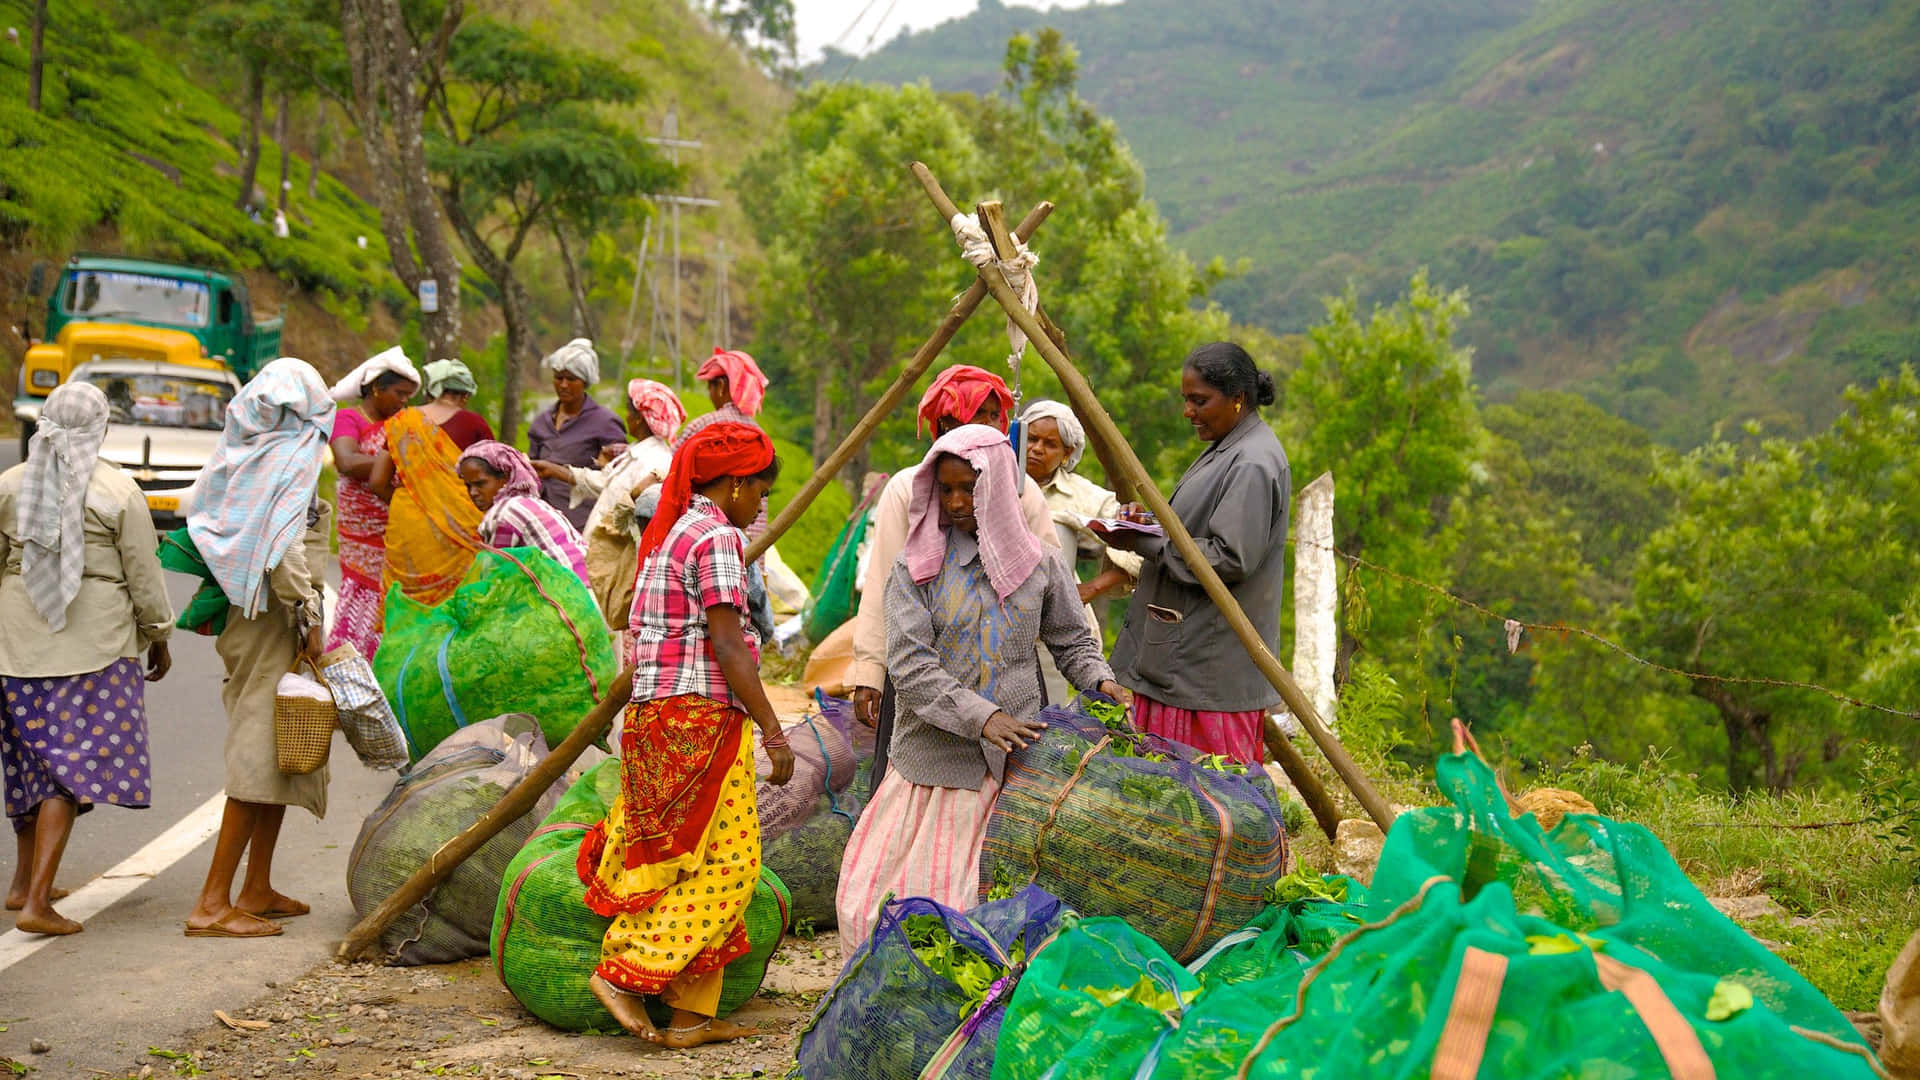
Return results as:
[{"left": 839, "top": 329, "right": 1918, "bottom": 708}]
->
[{"left": 0, "top": 0, "right": 404, "bottom": 319}]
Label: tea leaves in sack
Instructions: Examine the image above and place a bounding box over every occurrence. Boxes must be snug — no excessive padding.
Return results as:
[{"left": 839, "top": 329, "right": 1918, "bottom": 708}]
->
[
  {"left": 991, "top": 917, "right": 1200, "bottom": 1080},
  {"left": 761, "top": 788, "right": 863, "bottom": 930},
  {"left": 492, "top": 759, "right": 792, "bottom": 1031},
  {"left": 977, "top": 707, "right": 1287, "bottom": 963},
  {"left": 1142, "top": 749, "right": 1886, "bottom": 1079},
  {"left": 791, "top": 887, "right": 1073, "bottom": 1080},
  {"left": 347, "top": 715, "right": 568, "bottom": 965},
  {"left": 375, "top": 548, "right": 618, "bottom": 765}
]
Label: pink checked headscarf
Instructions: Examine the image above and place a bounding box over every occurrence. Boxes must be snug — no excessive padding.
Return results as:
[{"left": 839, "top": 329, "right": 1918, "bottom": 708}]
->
[
  {"left": 625, "top": 378, "right": 687, "bottom": 442},
  {"left": 458, "top": 440, "right": 539, "bottom": 500},
  {"left": 903, "top": 424, "right": 1042, "bottom": 601},
  {"left": 694, "top": 348, "right": 768, "bottom": 417}
]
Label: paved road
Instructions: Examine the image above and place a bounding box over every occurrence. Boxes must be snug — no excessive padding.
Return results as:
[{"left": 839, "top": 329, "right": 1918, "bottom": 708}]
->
[{"left": 0, "top": 442, "right": 396, "bottom": 1077}]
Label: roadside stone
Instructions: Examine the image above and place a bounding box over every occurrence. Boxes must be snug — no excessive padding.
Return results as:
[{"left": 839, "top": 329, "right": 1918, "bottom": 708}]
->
[
  {"left": 1707, "top": 894, "right": 1788, "bottom": 921},
  {"left": 264, "top": 979, "right": 278, "bottom": 989},
  {"left": 1333, "top": 818, "right": 1385, "bottom": 885},
  {"left": 28, "top": 1039, "right": 49, "bottom": 1055}
]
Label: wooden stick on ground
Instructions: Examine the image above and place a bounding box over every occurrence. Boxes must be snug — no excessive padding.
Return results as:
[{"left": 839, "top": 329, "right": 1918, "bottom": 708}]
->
[
  {"left": 744, "top": 200, "right": 1055, "bottom": 564},
  {"left": 916, "top": 162, "right": 1396, "bottom": 835},
  {"left": 335, "top": 666, "right": 637, "bottom": 964}
]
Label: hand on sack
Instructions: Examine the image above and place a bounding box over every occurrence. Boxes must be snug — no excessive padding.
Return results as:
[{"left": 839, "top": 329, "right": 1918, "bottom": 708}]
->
[{"left": 983, "top": 711, "right": 1047, "bottom": 753}]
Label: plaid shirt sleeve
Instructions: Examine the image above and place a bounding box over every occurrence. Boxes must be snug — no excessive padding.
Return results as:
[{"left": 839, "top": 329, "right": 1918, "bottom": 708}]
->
[{"left": 688, "top": 526, "right": 750, "bottom": 615}]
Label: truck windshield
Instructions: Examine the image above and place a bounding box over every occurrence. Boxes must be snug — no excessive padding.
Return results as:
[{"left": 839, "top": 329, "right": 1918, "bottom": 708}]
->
[
  {"left": 63, "top": 270, "right": 211, "bottom": 329},
  {"left": 76, "top": 372, "right": 233, "bottom": 431}
]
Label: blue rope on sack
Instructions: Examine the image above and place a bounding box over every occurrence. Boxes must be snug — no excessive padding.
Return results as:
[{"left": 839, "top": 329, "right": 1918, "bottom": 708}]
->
[
  {"left": 804, "top": 712, "right": 856, "bottom": 824},
  {"left": 392, "top": 643, "right": 421, "bottom": 757},
  {"left": 435, "top": 631, "right": 471, "bottom": 729}
]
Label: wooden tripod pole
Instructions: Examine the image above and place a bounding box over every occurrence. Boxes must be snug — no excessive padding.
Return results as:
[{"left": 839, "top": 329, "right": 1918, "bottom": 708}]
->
[
  {"left": 744, "top": 200, "right": 1055, "bottom": 564},
  {"left": 336, "top": 666, "right": 637, "bottom": 963},
  {"left": 914, "top": 162, "right": 1396, "bottom": 834}
]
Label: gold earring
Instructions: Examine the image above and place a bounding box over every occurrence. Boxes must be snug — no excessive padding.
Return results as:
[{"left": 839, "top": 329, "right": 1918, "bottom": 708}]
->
[{"left": 1234, "top": 402, "right": 1242, "bottom": 414}]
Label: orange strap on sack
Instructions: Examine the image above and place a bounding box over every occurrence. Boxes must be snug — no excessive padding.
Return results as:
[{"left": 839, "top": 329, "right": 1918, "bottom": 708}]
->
[{"left": 1432, "top": 947, "right": 1509, "bottom": 1080}]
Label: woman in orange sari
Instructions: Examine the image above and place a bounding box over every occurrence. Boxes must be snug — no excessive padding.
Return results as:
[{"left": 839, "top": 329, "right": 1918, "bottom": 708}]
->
[{"left": 370, "top": 407, "right": 484, "bottom": 606}]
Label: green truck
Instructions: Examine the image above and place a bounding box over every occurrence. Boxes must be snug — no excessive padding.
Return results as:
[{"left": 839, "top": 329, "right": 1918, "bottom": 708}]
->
[{"left": 14, "top": 254, "right": 283, "bottom": 410}]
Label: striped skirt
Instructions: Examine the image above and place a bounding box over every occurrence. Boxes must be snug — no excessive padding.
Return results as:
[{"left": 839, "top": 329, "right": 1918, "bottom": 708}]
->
[
  {"left": 1133, "top": 694, "right": 1265, "bottom": 766},
  {"left": 835, "top": 769, "right": 1001, "bottom": 953}
]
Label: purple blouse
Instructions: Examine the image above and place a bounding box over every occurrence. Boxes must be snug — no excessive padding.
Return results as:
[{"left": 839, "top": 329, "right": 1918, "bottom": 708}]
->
[{"left": 527, "top": 397, "right": 628, "bottom": 530}]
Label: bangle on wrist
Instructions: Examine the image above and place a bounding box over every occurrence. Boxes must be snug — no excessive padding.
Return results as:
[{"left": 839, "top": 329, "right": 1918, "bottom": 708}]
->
[{"left": 760, "top": 727, "right": 789, "bottom": 749}]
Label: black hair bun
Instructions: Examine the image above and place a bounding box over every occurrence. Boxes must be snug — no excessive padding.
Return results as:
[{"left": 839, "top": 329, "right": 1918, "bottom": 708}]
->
[{"left": 1254, "top": 371, "right": 1277, "bottom": 407}]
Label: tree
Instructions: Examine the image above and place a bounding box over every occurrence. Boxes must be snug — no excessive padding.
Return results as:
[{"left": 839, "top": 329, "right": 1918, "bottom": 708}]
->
[
  {"left": 1620, "top": 367, "right": 1920, "bottom": 792},
  {"left": 735, "top": 81, "right": 987, "bottom": 481},
  {"left": 426, "top": 19, "right": 677, "bottom": 441},
  {"left": 338, "top": 0, "right": 468, "bottom": 361},
  {"left": 192, "top": 0, "right": 336, "bottom": 211},
  {"left": 709, "top": 0, "right": 796, "bottom": 80},
  {"left": 27, "top": 0, "right": 47, "bottom": 112},
  {"left": 1285, "top": 272, "right": 1479, "bottom": 687}
]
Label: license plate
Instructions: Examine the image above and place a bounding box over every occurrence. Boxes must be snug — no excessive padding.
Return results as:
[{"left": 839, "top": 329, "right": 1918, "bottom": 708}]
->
[{"left": 147, "top": 494, "right": 180, "bottom": 514}]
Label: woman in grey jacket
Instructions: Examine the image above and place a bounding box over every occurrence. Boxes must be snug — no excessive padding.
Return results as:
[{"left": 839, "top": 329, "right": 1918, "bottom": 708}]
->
[{"left": 1100, "top": 342, "right": 1289, "bottom": 765}]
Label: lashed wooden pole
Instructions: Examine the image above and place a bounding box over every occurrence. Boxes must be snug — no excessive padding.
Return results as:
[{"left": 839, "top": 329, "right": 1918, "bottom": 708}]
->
[
  {"left": 336, "top": 666, "right": 636, "bottom": 963},
  {"left": 915, "top": 162, "right": 1396, "bottom": 834},
  {"left": 744, "top": 200, "right": 1055, "bottom": 564}
]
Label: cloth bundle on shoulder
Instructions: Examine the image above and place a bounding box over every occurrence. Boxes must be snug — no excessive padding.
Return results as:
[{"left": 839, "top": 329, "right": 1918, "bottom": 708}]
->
[
  {"left": 755, "top": 710, "right": 857, "bottom": 841},
  {"left": 375, "top": 547, "right": 618, "bottom": 765},
  {"left": 976, "top": 707, "right": 1287, "bottom": 963},
  {"left": 346, "top": 715, "right": 568, "bottom": 965},
  {"left": 989, "top": 744, "right": 1886, "bottom": 1080},
  {"left": 790, "top": 887, "right": 1073, "bottom": 1080},
  {"left": 491, "top": 759, "right": 791, "bottom": 1031}
]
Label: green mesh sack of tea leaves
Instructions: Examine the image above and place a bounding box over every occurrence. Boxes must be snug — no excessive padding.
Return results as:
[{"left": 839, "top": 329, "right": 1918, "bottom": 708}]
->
[
  {"left": 492, "top": 758, "right": 793, "bottom": 1031},
  {"left": 977, "top": 706, "right": 1287, "bottom": 963},
  {"left": 375, "top": 547, "right": 618, "bottom": 765},
  {"left": 761, "top": 787, "right": 863, "bottom": 930},
  {"left": 1140, "top": 735, "right": 1888, "bottom": 1078},
  {"left": 346, "top": 715, "right": 568, "bottom": 966}
]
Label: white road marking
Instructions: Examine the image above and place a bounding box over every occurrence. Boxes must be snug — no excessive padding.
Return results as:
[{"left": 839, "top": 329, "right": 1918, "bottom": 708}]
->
[{"left": 0, "top": 790, "right": 228, "bottom": 973}]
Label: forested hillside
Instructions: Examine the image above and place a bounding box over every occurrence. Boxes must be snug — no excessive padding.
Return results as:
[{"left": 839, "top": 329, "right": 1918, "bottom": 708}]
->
[{"left": 840, "top": 0, "right": 1920, "bottom": 443}]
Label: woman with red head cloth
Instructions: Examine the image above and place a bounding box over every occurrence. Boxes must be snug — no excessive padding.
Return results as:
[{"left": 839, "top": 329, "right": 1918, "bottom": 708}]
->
[
  {"left": 846, "top": 365, "right": 1063, "bottom": 794},
  {"left": 583, "top": 421, "right": 795, "bottom": 1049}
]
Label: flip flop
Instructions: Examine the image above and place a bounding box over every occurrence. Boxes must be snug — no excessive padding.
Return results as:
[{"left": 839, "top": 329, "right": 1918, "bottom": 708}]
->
[
  {"left": 185, "top": 911, "right": 283, "bottom": 938},
  {"left": 245, "top": 900, "right": 311, "bottom": 920}
]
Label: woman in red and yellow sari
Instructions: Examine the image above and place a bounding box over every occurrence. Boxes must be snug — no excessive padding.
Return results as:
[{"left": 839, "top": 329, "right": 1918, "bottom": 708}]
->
[
  {"left": 370, "top": 406, "right": 484, "bottom": 607},
  {"left": 582, "top": 422, "right": 795, "bottom": 1049}
]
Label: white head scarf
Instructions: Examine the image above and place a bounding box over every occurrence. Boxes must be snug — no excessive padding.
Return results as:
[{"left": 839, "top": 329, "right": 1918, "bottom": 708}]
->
[
  {"left": 328, "top": 346, "right": 421, "bottom": 404},
  {"left": 542, "top": 338, "right": 599, "bottom": 385},
  {"left": 1021, "top": 399, "right": 1086, "bottom": 473},
  {"left": 18, "top": 381, "right": 112, "bottom": 630}
]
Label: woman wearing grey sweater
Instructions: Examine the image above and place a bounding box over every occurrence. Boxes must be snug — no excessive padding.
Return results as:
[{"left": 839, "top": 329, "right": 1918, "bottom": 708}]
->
[
  {"left": 1101, "top": 342, "right": 1290, "bottom": 766},
  {"left": 834, "top": 426, "right": 1123, "bottom": 950}
]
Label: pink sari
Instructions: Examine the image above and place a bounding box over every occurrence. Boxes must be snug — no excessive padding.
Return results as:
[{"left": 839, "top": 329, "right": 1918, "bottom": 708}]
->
[{"left": 328, "top": 408, "right": 388, "bottom": 660}]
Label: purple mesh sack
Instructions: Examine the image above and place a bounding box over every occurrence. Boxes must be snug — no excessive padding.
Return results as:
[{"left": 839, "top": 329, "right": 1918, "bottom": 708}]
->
[
  {"left": 789, "top": 887, "right": 1073, "bottom": 1080},
  {"left": 816, "top": 689, "right": 874, "bottom": 761},
  {"left": 755, "top": 710, "right": 856, "bottom": 841}
]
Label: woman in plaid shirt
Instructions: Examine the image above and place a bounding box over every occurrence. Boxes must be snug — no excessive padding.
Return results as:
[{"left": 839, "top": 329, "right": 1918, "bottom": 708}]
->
[{"left": 582, "top": 421, "right": 796, "bottom": 1049}]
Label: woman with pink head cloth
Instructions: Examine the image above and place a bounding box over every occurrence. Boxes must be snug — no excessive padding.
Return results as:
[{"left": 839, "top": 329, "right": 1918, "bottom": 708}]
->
[
  {"left": 457, "top": 441, "right": 591, "bottom": 584},
  {"left": 833, "top": 425, "right": 1125, "bottom": 949}
]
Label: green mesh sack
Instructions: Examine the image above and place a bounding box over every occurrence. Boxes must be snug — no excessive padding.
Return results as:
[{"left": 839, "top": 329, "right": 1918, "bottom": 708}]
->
[
  {"left": 376, "top": 547, "right": 618, "bottom": 765},
  {"left": 761, "top": 788, "right": 862, "bottom": 930},
  {"left": 1134, "top": 742, "right": 1888, "bottom": 1079},
  {"left": 978, "top": 708, "right": 1287, "bottom": 963},
  {"left": 1187, "top": 874, "right": 1369, "bottom": 992},
  {"left": 492, "top": 759, "right": 792, "bottom": 1031},
  {"left": 991, "top": 917, "right": 1200, "bottom": 1080},
  {"left": 346, "top": 715, "right": 567, "bottom": 966},
  {"left": 802, "top": 497, "right": 874, "bottom": 644}
]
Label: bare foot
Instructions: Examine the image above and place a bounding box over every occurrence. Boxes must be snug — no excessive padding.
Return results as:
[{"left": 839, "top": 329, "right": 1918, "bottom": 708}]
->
[
  {"left": 236, "top": 891, "right": 310, "bottom": 919},
  {"left": 6, "top": 887, "right": 71, "bottom": 911},
  {"left": 590, "top": 974, "right": 662, "bottom": 1043},
  {"left": 660, "top": 1018, "right": 762, "bottom": 1048},
  {"left": 14, "top": 908, "right": 82, "bottom": 935}
]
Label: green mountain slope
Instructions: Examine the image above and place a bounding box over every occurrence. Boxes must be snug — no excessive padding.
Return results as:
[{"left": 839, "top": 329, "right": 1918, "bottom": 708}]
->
[{"left": 838, "top": 0, "right": 1920, "bottom": 442}]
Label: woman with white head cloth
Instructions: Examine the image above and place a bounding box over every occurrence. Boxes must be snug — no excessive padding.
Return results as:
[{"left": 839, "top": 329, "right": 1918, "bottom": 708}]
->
[
  {"left": 184, "top": 358, "right": 336, "bottom": 939},
  {"left": 0, "top": 381, "right": 174, "bottom": 935},
  {"left": 527, "top": 338, "right": 627, "bottom": 530}
]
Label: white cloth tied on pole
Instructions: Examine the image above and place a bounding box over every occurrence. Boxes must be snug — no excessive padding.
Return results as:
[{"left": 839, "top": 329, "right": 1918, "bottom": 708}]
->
[{"left": 949, "top": 211, "right": 1040, "bottom": 376}]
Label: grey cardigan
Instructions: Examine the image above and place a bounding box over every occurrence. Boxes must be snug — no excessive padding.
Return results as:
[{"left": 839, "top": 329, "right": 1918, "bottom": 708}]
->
[
  {"left": 1110, "top": 416, "right": 1290, "bottom": 713},
  {"left": 884, "top": 532, "right": 1113, "bottom": 790}
]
